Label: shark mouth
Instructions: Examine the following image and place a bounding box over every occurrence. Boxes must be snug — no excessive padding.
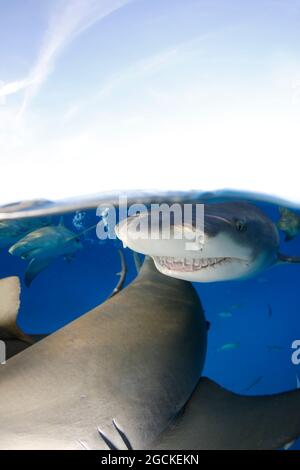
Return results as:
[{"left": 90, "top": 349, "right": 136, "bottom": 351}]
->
[{"left": 153, "top": 256, "right": 249, "bottom": 273}]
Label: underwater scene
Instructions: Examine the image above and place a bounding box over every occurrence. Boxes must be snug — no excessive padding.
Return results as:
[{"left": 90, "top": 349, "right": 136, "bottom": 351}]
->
[
  {"left": 0, "top": 191, "right": 299, "bottom": 450},
  {"left": 3, "top": 0, "right": 300, "bottom": 456}
]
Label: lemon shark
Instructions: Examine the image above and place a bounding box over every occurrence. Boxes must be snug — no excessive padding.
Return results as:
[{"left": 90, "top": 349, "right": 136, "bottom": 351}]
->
[
  {"left": 116, "top": 202, "right": 300, "bottom": 282},
  {"left": 0, "top": 258, "right": 299, "bottom": 449},
  {"left": 0, "top": 216, "right": 51, "bottom": 250},
  {"left": 8, "top": 219, "right": 84, "bottom": 287}
]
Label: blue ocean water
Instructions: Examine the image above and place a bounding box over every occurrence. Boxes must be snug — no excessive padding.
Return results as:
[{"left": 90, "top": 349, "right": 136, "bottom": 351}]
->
[{"left": 0, "top": 197, "right": 299, "bottom": 449}]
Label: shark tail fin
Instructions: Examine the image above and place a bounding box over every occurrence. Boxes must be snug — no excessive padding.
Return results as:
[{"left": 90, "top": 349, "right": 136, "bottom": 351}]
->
[
  {"left": 155, "top": 377, "right": 300, "bottom": 450},
  {"left": 278, "top": 252, "right": 300, "bottom": 264},
  {"left": 0, "top": 277, "right": 31, "bottom": 344}
]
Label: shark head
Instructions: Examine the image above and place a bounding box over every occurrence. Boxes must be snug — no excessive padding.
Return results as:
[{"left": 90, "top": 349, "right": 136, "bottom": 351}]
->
[
  {"left": 9, "top": 225, "right": 82, "bottom": 260},
  {"left": 115, "top": 202, "right": 280, "bottom": 282},
  {"left": 9, "top": 224, "right": 83, "bottom": 287},
  {"left": 0, "top": 217, "right": 51, "bottom": 249}
]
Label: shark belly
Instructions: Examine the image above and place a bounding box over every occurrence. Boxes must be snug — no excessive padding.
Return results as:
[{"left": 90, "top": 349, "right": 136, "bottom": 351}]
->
[{"left": 0, "top": 259, "right": 206, "bottom": 449}]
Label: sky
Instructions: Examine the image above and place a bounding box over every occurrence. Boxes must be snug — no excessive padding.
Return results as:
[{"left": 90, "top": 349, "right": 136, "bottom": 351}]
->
[{"left": 1, "top": 0, "right": 300, "bottom": 204}]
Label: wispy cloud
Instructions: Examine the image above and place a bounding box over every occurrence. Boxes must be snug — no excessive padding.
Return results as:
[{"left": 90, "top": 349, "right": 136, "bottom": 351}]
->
[
  {"left": 1, "top": 0, "right": 132, "bottom": 115},
  {"left": 93, "top": 28, "right": 225, "bottom": 104},
  {"left": 57, "top": 31, "right": 218, "bottom": 125},
  {"left": 0, "top": 78, "right": 33, "bottom": 97},
  {"left": 93, "top": 47, "right": 180, "bottom": 102}
]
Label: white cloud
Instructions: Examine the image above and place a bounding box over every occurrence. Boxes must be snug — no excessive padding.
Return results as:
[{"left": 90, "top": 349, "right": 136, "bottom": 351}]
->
[{"left": 0, "top": 79, "right": 33, "bottom": 97}]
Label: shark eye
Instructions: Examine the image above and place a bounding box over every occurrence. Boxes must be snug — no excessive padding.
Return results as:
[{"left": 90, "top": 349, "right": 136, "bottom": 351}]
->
[{"left": 235, "top": 219, "right": 247, "bottom": 232}]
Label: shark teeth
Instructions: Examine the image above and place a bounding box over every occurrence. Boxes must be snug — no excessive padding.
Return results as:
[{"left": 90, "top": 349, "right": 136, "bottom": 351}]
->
[{"left": 155, "top": 256, "right": 246, "bottom": 272}]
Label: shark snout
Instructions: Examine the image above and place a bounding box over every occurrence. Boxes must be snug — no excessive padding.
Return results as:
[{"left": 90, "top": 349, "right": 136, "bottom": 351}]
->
[
  {"left": 116, "top": 213, "right": 250, "bottom": 259},
  {"left": 115, "top": 206, "right": 269, "bottom": 282}
]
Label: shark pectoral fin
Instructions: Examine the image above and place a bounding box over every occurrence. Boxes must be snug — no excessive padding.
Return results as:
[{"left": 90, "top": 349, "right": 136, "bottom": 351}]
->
[
  {"left": 0, "top": 276, "right": 33, "bottom": 346},
  {"left": 277, "top": 252, "right": 300, "bottom": 264},
  {"left": 0, "top": 277, "right": 20, "bottom": 339},
  {"left": 155, "top": 377, "right": 300, "bottom": 450},
  {"left": 109, "top": 250, "right": 127, "bottom": 298},
  {"left": 25, "top": 258, "right": 52, "bottom": 287}
]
